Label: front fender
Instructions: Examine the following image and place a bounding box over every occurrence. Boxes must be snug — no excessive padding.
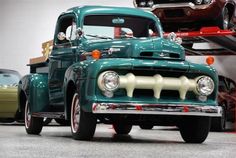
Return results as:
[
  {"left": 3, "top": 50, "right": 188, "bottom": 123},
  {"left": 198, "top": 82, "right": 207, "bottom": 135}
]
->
[{"left": 63, "top": 63, "right": 89, "bottom": 118}]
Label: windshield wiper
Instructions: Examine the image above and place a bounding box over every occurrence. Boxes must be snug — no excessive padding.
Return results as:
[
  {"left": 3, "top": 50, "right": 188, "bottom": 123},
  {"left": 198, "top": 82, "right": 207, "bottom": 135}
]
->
[
  {"left": 119, "top": 34, "right": 136, "bottom": 39},
  {"left": 85, "top": 34, "right": 113, "bottom": 40}
]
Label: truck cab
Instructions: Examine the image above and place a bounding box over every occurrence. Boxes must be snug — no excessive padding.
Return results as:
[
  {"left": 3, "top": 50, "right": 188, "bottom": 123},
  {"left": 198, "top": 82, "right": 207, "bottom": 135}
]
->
[{"left": 18, "top": 6, "right": 221, "bottom": 143}]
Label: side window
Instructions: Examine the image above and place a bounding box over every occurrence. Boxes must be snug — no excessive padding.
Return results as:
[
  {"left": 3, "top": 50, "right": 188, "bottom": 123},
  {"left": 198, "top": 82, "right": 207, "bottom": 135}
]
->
[
  {"left": 148, "top": 23, "right": 159, "bottom": 37},
  {"left": 229, "top": 80, "right": 236, "bottom": 90},
  {"left": 55, "top": 15, "right": 76, "bottom": 45},
  {"left": 218, "top": 79, "right": 227, "bottom": 92}
]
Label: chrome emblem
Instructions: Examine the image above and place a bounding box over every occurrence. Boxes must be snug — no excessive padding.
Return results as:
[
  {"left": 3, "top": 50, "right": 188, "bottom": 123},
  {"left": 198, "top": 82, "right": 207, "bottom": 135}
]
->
[
  {"left": 159, "top": 52, "right": 166, "bottom": 57},
  {"left": 108, "top": 47, "right": 121, "bottom": 55}
]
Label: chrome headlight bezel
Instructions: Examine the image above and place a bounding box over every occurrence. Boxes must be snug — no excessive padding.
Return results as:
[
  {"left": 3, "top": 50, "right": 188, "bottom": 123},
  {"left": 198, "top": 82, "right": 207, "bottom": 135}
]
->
[
  {"left": 147, "top": 0, "right": 154, "bottom": 7},
  {"left": 196, "top": 76, "right": 215, "bottom": 96},
  {"left": 195, "top": 0, "right": 203, "bottom": 5},
  {"left": 139, "top": 1, "right": 147, "bottom": 7},
  {"left": 98, "top": 71, "right": 120, "bottom": 92},
  {"left": 203, "top": 0, "right": 212, "bottom": 4}
]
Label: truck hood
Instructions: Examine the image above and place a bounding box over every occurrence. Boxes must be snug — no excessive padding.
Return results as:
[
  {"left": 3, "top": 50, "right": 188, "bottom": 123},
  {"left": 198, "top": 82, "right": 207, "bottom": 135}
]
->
[{"left": 82, "top": 37, "right": 185, "bottom": 60}]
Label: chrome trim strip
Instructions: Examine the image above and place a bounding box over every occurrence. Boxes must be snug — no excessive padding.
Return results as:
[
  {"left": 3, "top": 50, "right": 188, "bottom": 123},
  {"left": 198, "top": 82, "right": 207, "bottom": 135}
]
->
[{"left": 92, "top": 103, "right": 222, "bottom": 117}]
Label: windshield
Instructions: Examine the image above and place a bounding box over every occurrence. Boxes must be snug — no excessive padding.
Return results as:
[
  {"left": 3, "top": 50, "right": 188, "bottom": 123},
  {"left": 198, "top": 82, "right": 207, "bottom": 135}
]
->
[
  {"left": 0, "top": 71, "right": 20, "bottom": 86},
  {"left": 83, "top": 15, "right": 159, "bottom": 40}
]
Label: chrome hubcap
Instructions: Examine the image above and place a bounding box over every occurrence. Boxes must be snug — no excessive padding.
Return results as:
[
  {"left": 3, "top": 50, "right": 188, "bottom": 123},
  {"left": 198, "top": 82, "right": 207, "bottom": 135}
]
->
[
  {"left": 71, "top": 93, "right": 80, "bottom": 133},
  {"left": 223, "top": 9, "right": 229, "bottom": 30}
]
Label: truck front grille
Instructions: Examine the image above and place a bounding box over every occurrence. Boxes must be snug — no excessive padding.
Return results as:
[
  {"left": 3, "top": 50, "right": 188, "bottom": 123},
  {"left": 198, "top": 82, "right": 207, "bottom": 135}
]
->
[
  {"left": 97, "top": 68, "right": 211, "bottom": 101},
  {"left": 164, "top": 9, "right": 185, "bottom": 18},
  {"left": 118, "top": 73, "right": 197, "bottom": 100}
]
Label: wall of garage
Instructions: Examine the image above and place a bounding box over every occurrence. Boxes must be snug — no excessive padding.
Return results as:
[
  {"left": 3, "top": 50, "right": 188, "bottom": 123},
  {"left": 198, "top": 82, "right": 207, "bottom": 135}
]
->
[
  {"left": 0, "top": 0, "right": 236, "bottom": 82},
  {"left": 0, "top": 0, "right": 133, "bottom": 75},
  {"left": 187, "top": 56, "right": 236, "bottom": 81}
]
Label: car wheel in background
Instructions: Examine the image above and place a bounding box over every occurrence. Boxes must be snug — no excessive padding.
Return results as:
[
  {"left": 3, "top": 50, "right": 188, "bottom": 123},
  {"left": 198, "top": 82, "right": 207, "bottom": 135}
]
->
[
  {"left": 55, "top": 119, "right": 70, "bottom": 126},
  {"left": 216, "top": 7, "right": 230, "bottom": 30},
  {"left": 43, "top": 118, "right": 52, "bottom": 126},
  {"left": 113, "top": 124, "right": 132, "bottom": 134},
  {"left": 139, "top": 124, "right": 154, "bottom": 130}
]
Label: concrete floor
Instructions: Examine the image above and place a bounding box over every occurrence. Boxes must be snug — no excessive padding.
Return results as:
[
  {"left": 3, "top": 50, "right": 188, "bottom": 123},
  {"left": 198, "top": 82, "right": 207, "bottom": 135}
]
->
[{"left": 0, "top": 123, "right": 236, "bottom": 158}]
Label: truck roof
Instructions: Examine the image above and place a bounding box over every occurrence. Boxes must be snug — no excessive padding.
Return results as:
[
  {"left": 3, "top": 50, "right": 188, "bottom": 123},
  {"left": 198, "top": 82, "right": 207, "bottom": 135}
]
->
[{"left": 66, "top": 5, "right": 159, "bottom": 22}]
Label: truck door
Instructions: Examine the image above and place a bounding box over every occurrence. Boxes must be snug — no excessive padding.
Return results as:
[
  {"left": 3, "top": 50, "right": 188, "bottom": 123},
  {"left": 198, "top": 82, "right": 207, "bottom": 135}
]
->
[{"left": 48, "top": 14, "right": 78, "bottom": 105}]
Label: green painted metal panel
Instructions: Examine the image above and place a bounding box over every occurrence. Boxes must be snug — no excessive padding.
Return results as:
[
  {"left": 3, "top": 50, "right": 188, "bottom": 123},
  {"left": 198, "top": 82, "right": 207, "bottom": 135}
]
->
[{"left": 29, "top": 74, "right": 49, "bottom": 112}]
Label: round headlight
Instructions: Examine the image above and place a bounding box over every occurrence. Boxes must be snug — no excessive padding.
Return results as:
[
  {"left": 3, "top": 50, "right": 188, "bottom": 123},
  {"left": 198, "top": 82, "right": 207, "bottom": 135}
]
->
[
  {"left": 196, "top": 76, "right": 214, "bottom": 96},
  {"left": 139, "top": 1, "right": 147, "bottom": 7},
  {"left": 147, "top": 0, "right": 154, "bottom": 7},
  {"left": 102, "top": 71, "right": 119, "bottom": 91},
  {"left": 195, "top": 0, "right": 202, "bottom": 5},
  {"left": 203, "top": 0, "right": 211, "bottom": 4}
]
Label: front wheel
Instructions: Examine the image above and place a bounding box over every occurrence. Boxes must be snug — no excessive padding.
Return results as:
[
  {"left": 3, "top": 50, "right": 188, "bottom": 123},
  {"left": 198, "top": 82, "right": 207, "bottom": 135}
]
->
[
  {"left": 24, "top": 100, "right": 43, "bottom": 135},
  {"left": 43, "top": 118, "right": 52, "bottom": 126},
  {"left": 113, "top": 124, "right": 132, "bottom": 134},
  {"left": 55, "top": 119, "right": 70, "bottom": 126},
  {"left": 178, "top": 116, "right": 211, "bottom": 143},
  {"left": 71, "top": 93, "right": 96, "bottom": 140}
]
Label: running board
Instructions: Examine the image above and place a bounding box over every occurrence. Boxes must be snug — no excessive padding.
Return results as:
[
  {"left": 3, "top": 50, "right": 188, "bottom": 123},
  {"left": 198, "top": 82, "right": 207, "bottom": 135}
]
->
[{"left": 31, "top": 112, "right": 65, "bottom": 119}]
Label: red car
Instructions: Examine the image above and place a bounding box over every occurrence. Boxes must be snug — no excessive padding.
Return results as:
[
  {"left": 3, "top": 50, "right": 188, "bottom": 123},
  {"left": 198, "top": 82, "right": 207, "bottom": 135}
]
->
[
  {"left": 211, "top": 75, "right": 236, "bottom": 131},
  {"left": 134, "top": 0, "right": 236, "bottom": 31}
]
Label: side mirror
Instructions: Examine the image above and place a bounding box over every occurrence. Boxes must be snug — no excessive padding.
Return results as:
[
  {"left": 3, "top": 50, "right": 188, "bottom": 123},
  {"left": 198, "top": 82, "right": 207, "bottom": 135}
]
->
[
  {"left": 167, "top": 32, "right": 182, "bottom": 45},
  {"left": 75, "top": 28, "right": 83, "bottom": 38},
  {"left": 57, "top": 32, "right": 66, "bottom": 41}
]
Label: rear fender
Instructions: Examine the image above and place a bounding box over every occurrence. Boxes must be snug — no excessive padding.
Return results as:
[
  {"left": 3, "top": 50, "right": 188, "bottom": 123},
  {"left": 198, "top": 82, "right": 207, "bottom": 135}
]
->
[{"left": 18, "top": 74, "right": 49, "bottom": 113}]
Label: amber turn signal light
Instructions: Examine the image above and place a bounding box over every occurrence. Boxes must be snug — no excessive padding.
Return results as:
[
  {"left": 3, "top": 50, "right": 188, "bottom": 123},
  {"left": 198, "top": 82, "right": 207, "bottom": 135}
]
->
[
  {"left": 92, "top": 49, "right": 101, "bottom": 60},
  {"left": 206, "top": 56, "right": 214, "bottom": 65}
]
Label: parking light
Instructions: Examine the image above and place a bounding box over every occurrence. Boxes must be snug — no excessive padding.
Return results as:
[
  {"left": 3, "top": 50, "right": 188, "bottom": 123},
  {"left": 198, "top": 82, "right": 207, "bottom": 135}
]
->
[
  {"left": 92, "top": 49, "right": 101, "bottom": 60},
  {"left": 206, "top": 56, "right": 214, "bottom": 65}
]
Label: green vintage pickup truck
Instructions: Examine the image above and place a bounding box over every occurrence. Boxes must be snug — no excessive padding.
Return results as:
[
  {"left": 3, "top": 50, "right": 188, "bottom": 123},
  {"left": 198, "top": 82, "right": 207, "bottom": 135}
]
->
[{"left": 18, "top": 6, "right": 221, "bottom": 143}]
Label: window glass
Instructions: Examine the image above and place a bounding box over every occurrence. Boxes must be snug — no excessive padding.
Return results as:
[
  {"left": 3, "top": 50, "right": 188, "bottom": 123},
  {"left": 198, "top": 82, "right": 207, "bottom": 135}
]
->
[
  {"left": 56, "top": 15, "right": 76, "bottom": 44},
  {"left": 229, "top": 80, "right": 236, "bottom": 90},
  {"left": 83, "top": 26, "right": 114, "bottom": 39},
  {"left": 83, "top": 15, "right": 159, "bottom": 40},
  {"left": 0, "top": 72, "right": 20, "bottom": 86}
]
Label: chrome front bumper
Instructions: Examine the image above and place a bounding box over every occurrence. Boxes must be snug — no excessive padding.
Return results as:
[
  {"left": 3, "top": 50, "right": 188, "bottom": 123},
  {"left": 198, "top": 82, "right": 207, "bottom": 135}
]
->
[
  {"left": 135, "top": 3, "right": 212, "bottom": 11},
  {"left": 92, "top": 103, "right": 222, "bottom": 117}
]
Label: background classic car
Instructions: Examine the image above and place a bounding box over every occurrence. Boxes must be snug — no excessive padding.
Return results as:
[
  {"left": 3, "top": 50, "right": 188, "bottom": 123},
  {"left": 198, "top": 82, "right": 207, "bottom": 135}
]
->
[
  {"left": 134, "top": 0, "right": 236, "bottom": 31},
  {"left": 0, "top": 69, "right": 21, "bottom": 122},
  {"left": 211, "top": 75, "right": 236, "bottom": 131}
]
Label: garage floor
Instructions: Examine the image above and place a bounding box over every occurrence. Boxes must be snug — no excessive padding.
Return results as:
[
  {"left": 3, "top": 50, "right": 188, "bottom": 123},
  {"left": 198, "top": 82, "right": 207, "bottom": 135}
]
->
[{"left": 0, "top": 123, "right": 236, "bottom": 158}]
